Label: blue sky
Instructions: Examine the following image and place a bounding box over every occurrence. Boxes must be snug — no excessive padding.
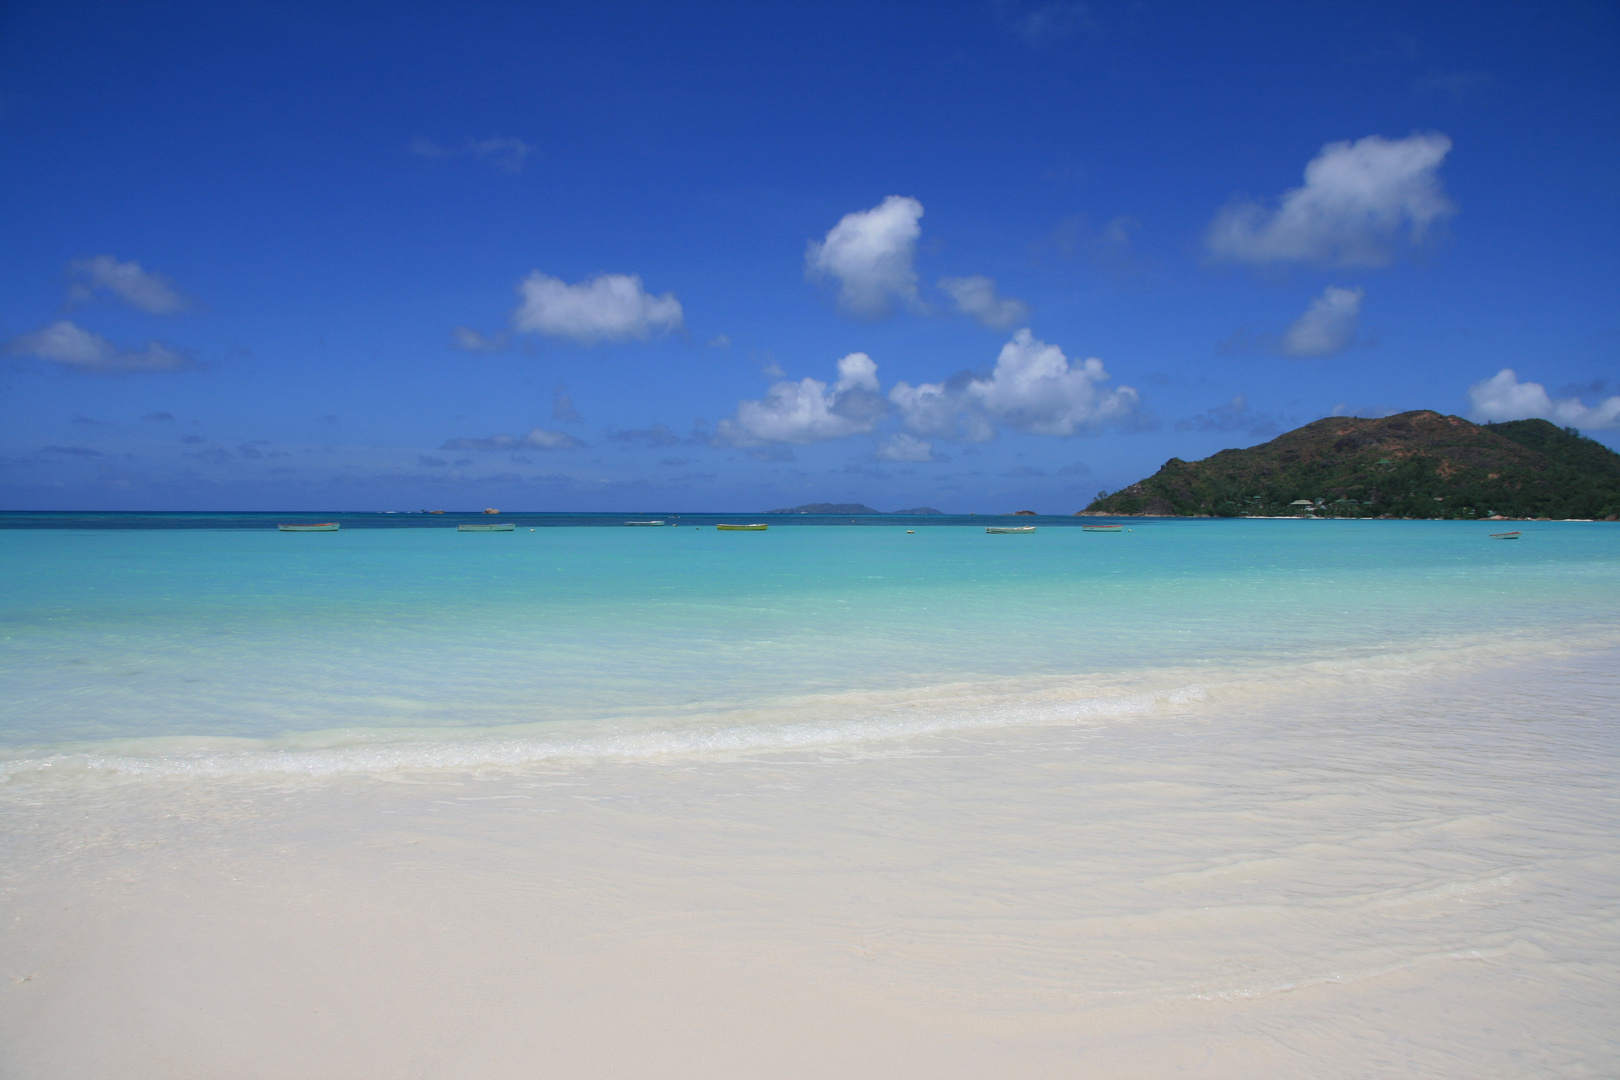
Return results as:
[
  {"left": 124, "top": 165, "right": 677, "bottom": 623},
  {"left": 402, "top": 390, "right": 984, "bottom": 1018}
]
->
[{"left": 2, "top": 0, "right": 1616, "bottom": 512}]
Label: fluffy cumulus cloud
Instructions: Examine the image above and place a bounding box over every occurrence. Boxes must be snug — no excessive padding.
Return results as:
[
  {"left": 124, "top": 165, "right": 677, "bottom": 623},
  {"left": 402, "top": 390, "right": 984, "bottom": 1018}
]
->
[
  {"left": 716, "top": 353, "right": 887, "bottom": 446},
  {"left": 1281, "top": 285, "right": 1364, "bottom": 357},
  {"left": 6, "top": 320, "right": 190, "bottom": 373},
  {"left": 1207, "top": 134, "right": 1455, "bottom": 267},
  {"left": 510, "top": 272, "right": 683, "bottom": 344},
  {"left": 441, "top": 427, "right": 583, "bottom": 451},
  {"left": 938, "top": 275, "right": 1030, "bottom": 330},
  {"left": 66, "top": 255, "right": 192, "bottom": 313},
  {"left": 891, "top": 330, "right": 1139, "bottom": 440},
  {"left": 873, "top": 432, "right": 938, "bottom": 462},
  {"left": 805, "top": 196, "right": 925, "bottom": 318},
  {"left": 1466, "top": 369, "right": 1620, "bottom": 430}
]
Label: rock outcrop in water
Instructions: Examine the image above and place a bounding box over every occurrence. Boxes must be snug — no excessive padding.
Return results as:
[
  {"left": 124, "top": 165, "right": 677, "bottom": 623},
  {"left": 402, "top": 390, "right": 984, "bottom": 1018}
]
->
[{"left": 1081, "top": 412, "right": 1620, "bottom": 520}]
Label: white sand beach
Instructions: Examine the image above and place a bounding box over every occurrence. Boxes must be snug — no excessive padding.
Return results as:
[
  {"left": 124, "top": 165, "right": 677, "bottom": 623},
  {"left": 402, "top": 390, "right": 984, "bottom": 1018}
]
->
[{"left": 4, "top": 644, "right": 1615, "bottom": 1079}]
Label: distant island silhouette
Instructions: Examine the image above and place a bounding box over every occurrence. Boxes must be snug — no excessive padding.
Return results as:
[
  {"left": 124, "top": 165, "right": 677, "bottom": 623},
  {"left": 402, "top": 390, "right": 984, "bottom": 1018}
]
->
[{"left": 765, "top": 503, "right": 944, "bottom": 515}]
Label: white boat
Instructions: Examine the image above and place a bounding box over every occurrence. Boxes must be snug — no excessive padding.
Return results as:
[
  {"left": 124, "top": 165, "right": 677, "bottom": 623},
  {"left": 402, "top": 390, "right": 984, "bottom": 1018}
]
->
[
  {"left": 985, "top": 526, "right": 1036, "bottom": 534},
  {"left": 278, "top": 523, "right": 339, "bottom": 532},
  {"left": 716, "top": 523, "right": 768, "bottom": 531},
  {"left": 459, "top": 523, "right": 516, "bottom": 532},
  {"left": 625, "top": 520, "right": 666, "bottom": 526}
]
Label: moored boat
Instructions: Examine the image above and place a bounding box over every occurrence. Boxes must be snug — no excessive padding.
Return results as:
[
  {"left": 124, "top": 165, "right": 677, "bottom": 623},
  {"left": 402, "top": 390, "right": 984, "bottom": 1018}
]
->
[
  {"left": 986, "top": 526, "right": 1036, "bottom": 534},
  {"left": 459, "top": 523, "right": 516, "bottom": 532},
  {"left": 716, "top": 523, "right": 768, "bottom": 531},
  {"left": 1489, "top": 531, "right": 1521, "bottom": 539},
  {"left": 625, "top": 520, "right": 666, "bottom": 526},
  {"left": 1082, "top": 525, "right": 1123, "bottom": 532},
  {"left": 278, "top": 523, "right": 339, "bottom": 532}
]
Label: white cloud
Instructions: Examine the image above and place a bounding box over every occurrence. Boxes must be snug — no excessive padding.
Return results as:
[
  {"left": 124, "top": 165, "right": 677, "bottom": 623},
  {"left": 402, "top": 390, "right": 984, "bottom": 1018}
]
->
[
  {"left": 510, "top": 272, "right": 683, "bottom": 344},
  {"left": 67, "top": 255, "right": 191, "bottom": 313},
  {"left": 467, "top": 136, "right": 533, "bottom": 174},
  {"left": 1174, "top": 394, "right": 1286, "bottom": 438},
  {"left": 716, "top": 352, "right": 887, "bottom": 446},
  {"left": 1207, "top": 133, "right": 1455, "bottom": 267},
  {"left": 890, "top": 330, "right": 1139, "bottom": 440},
  {"left": 441, "top": 427, "right": 583, "bottom": 451},
  {"left": 1281, "top": 285, "right": 1364, "bottom": 357},
  {"left": 1466, "top": 369, "right": 1620, "bottom": 430},
  {"left": 6, "top": 320, "right": 190, "bottom": 373},
  {"left": 607, "top": 424, "right": 680, "bottom": 448},
  {"left": 890, "top": 377, "right": 995, "bottom": 442},
  {"left": 409, "top": 135, "right": 534, "bottom": 174},
  {"left": 805, "top": 195, "right": 924, "bottom": 318},
  {"left": 938, "top": 275, "right": 1030, "bottom": 330},
  {"left": 1002, "top": 1, "right": 1093, "bottom": 45},
  {"left": 450, "top": 326, "right": 509, "bottom": 352},
  {"left": 552, "top": 390, "right": 583, "bottom": 423},
  {"left": 873, "top": 433, "right": 938, "bottom": 462},
  {"left": 969, "top": 331, "right": 1140, "bottom": 435}
]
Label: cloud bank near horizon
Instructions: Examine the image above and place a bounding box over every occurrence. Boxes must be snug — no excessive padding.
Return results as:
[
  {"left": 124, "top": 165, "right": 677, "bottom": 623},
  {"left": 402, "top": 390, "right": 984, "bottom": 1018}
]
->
[{"left": 1467, "top": 369, "right": 1620, "bottom": 431}]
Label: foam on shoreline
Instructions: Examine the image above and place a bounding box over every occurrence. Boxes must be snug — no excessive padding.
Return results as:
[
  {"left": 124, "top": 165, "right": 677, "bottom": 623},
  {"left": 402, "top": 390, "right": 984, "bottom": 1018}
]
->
[{"left": 2, "top": 623, "right": 1610, "bottom": 786}]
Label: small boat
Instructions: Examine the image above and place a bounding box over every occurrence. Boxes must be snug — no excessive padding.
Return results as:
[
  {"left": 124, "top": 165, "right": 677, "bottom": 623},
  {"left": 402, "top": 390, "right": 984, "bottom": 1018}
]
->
[
  {"left": 1489, "top": 531, "right": 1521, "bottom": 539},
  {"left": 459, "top": 523, "right": 516, "bottom": 532},
  {"left": 716, "top": 523, "right": 768, "bottom": 531},
  {"left": 625, "top": 520, "right": 666, "bottom": 526},
  {"left": 1082, "top": 525, "right": 1123, "bottom": 532},
  {"left": 986, "top": 526, "right": 1036, "bottom": 534},
  {"left": 278, "top": 523, "right": 339, "bottom": 532}
]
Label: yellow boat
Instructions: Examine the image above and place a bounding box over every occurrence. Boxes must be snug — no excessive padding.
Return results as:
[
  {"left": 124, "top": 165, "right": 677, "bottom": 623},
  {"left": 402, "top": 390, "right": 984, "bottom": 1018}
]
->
[{"left": 716, "top": 523, "right": 768, "bottom": 531}]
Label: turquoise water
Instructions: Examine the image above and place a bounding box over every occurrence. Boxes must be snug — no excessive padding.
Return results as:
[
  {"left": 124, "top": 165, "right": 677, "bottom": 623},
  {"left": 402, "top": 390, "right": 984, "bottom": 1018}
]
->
[
  {"left": 3, "top": 518, "right": 1618, "bottom": 1078},
  {"left": 2, "top": 519, "right": 1617, "bottom": 775}
]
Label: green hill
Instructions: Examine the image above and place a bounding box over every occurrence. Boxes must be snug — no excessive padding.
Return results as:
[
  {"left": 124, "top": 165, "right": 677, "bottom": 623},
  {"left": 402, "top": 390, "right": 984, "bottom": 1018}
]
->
[{"left": 1081, "top": 411, "right": 1620, "bottom": 520}]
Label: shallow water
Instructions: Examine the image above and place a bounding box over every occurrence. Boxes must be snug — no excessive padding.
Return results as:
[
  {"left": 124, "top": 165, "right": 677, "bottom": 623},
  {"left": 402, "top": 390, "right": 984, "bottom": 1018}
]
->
[
  {"left": 1, "top": 519, "right": 1616, "bottom": 1077},
  {"left": 1, "top": 519, "right": 1613, "bottom": 765}
]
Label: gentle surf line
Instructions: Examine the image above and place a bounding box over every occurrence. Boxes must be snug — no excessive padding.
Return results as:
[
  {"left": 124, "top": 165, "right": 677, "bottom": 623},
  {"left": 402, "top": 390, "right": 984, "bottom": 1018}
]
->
[{"left": 4, "top": 626, "right": 1610, "bottom": 785}]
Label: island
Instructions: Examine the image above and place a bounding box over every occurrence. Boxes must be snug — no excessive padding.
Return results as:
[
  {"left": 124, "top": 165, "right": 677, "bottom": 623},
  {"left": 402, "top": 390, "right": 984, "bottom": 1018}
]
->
[
  {"left": 1080, "top": 411, "right": 1620, "bottom": 520},
  {"left": 765, "top": 503, "right": 944, "bottom": 515}
]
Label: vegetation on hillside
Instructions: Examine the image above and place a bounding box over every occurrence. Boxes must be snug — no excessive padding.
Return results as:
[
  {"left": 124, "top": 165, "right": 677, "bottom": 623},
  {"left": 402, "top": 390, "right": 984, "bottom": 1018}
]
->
[{"left": 1081, "top": 411, "right": 1620, "bottom": 520}]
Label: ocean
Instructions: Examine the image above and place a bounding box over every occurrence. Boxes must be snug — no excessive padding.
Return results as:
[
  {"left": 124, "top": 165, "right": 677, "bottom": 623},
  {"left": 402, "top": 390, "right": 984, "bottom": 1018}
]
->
[{"left": 2, "top": 515, "right": 1616, "bottom": 1077}]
